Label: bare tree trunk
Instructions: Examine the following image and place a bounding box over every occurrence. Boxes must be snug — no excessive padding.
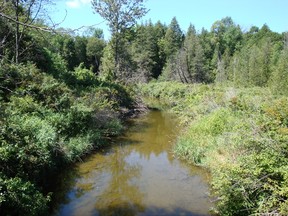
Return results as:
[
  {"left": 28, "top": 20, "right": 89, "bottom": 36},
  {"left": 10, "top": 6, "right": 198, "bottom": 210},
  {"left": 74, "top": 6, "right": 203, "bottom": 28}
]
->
[
  {"left": 94, "top": 56, "right": 99, "bottom": 72},
  {"left": 176, "top": 64, "right": 184, "bottom": 82}
]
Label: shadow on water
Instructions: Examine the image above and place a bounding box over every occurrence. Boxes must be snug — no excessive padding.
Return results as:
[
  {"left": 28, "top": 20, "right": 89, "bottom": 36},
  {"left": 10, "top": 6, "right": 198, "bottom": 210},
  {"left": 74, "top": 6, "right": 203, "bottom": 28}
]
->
[
  {"left": 49, "top": 165, "right": 79, "bottom": 208},
  {"left": 96, "top": 204, "right": 209, "bottom": 216},
  {"left": 124, "top": 118, "right": 152, "bottom": 133}
]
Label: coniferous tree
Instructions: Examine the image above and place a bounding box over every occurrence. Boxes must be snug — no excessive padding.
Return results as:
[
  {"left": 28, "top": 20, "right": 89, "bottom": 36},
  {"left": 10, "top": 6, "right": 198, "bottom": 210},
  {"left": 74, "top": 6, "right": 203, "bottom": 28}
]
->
[
  {"left": 131, "top": 22, "right": 155, "bottom": 82},
  {"left": 162, "top": 17, "right": 183, "bottom": 59},
  {"left": 152, "top": 21, "right": 167, "bottom": 78},
  {"left": 184, "top": 24, "right": 207, "bottom": 83},
  {"left": 159, "top": 17, "right": 183, "bottom": 81},
  {"left": 74, "top": 36, "right": 88, "bottom": 68}
]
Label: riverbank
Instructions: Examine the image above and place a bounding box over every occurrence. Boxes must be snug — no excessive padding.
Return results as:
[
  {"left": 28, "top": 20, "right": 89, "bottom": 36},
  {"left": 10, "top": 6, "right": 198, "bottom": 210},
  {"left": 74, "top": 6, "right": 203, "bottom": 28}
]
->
[
  {"left": 0, "top": 63, "right": 138, "bottom": 216},
  {"left": 139, "top": 81, "right": 288, "bottom": 215}
]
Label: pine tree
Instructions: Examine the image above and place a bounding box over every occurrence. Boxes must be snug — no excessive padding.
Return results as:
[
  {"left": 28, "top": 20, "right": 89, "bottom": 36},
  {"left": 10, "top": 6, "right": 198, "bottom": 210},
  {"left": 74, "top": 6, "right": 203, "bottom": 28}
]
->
[
  {"left": 162, "top": 17, "right": 183, "bottom": 58},
  {"left": 130, "top": 22, "right": 157, "bottom": 82}
]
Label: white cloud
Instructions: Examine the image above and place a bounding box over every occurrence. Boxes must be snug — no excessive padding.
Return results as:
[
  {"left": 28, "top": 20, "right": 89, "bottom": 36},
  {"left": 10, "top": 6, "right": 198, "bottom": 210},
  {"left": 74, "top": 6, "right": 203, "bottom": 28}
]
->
[
  {"left": 66, "top": 0, "right": 91, "bottom": 8},
  {"left": 66, "top": 0, "right": 80, "bottom": 8},
  {"left": 80, "top": 0, "right": 91, "bottom": 4}
]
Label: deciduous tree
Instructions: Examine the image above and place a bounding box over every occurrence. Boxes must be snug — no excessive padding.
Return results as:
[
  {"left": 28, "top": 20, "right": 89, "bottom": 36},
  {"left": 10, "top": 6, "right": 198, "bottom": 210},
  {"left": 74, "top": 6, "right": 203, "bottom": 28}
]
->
[{"left": 91, "top": 0, "right": 148, "bottom": 80}]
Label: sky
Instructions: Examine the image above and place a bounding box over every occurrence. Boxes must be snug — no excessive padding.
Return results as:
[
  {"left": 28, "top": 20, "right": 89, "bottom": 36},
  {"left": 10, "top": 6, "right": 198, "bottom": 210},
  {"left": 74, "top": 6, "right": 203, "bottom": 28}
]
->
[{"left": 50, "top": 0, "right": 288, "bottom": 39}]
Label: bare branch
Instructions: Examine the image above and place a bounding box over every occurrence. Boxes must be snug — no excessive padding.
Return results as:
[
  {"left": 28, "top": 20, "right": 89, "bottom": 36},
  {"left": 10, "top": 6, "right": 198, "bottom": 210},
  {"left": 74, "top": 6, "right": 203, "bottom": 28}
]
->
[
  {"left": 0, "top": 10, "right": 105, "bottom": 35},
  {"left": 68, "top": 20, "right": 106, "bottom": 34},
  {"left": 0, "top": 11, "right": 57, "bottom": 33}
]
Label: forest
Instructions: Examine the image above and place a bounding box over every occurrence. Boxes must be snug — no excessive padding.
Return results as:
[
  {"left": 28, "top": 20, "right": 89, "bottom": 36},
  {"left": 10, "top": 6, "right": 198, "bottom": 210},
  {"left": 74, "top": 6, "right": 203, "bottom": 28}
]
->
[{"left": 0, "top": 0, "right": 287, "bottom": 215}]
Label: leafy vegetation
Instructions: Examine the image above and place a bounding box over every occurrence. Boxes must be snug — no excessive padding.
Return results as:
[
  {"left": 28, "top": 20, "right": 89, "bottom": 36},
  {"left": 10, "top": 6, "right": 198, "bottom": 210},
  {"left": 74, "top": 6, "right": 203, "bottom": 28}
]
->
[
  {"left": 0, "top": 62, "right": 134, "bottom": 215},
  {"left": 140, "top": 82, "right": 288, "bottom": 215},
  {"left": 1, "top": 0, "right": 288, "bottom": 214}
]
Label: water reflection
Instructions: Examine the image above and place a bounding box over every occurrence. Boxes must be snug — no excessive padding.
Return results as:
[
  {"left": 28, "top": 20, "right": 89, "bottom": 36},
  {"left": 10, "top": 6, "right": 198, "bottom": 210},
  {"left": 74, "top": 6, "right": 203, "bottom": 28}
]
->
[{"left": 52, "top": 111, "right": 212, "bottom": 216}]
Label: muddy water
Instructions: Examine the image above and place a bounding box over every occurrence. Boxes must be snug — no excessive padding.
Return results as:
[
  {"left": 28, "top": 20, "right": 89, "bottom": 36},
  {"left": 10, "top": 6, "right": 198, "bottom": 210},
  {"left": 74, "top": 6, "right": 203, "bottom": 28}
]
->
[{"left": 52, "top": 110, "right": 212, "bottom": 216}]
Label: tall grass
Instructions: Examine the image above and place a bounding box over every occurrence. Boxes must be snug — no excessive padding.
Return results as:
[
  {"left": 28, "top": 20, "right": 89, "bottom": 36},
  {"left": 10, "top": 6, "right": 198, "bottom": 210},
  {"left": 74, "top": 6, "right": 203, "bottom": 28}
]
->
[{"left": 139, "top": 82, "right": 288, "bottom": 215}]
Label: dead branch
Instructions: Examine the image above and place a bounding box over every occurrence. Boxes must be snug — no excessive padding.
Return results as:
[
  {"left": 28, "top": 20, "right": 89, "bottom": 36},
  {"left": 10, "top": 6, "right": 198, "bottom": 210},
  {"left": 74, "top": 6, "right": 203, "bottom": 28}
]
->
[{"left": 0, "top": 11, "right": 58, "bottom": 33}]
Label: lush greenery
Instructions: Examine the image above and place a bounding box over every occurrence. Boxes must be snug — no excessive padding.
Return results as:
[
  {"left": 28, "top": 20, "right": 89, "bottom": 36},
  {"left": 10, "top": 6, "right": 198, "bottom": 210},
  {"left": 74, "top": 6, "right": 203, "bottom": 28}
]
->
[
  {"left": 1, "top": 1, "right": 134, "bottom": 215},
  {"left": 0, "top": 63, "right": 134, "bottom": 215},
  {"left": 1, "top": 0, "right": 288, "bottom": 215},
  {"left": 140, "top": 82, "right": 288, "bottom": 215}
]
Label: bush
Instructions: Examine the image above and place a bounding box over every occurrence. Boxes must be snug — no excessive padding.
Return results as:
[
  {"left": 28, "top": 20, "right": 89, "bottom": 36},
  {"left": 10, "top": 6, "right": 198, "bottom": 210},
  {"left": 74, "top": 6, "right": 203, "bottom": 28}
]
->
[
  {"left": 73, "top": 63, "right": 97, "bottom": 86},
  {"left": 139, "top": 81, "right": 288, "bottom": 215},
  {"left": 0, "top": 62, "right": 134, "bottom": 215},
  {"left": 0, "top": 176, "right": 49, "bottom": 216}
]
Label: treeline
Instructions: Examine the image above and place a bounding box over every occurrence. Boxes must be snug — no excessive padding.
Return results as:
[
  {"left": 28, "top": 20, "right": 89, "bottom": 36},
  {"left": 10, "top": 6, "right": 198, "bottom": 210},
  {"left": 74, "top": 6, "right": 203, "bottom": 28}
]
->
[
  {"left": 2, "top": 8, "right": 287, "bottom": 92},
  {"left": 1, "top": 0, "right": 287, "bottom": 214},
  {"left": 129, "top": 17, "right": 286, "bottom": 94},
  {"left": 50, "top": 16, "right": 287, "bottom": 93},
  {"left": 64, "top": 16, "right": 286, "bottom": 95}
]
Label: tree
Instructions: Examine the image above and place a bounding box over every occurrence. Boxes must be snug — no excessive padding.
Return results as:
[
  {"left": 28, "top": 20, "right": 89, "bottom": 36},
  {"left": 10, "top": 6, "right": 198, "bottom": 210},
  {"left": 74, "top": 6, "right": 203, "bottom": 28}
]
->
[
  {"left": 130, "top": 23, "right": 154, "bottom": 82},
  {"left": 130, "top": 21, "right": 168, "bottom": 82},
  {"left": 185, "top": 24, "right": 207, "bottom": 83},
  {"left": 74, "top": 36, "right": 88, "bottom": 68},
  {"left": 83, "top": 27, "right": 104, "bottom": 39},
  {"left": 162, "top": 17, "right": 183, "bottom": 58},
  {"left": 162, "top": 24, "right": 208, "bottom": 83},
  {"left": 228, "top": 24, "right": 282, "bottom": 87},
  {"left": 199, "top": 27, "right": 214, "bottom": 81},
  {"left": 211, "top": 17, "right": 243, "bottom": 83},
  {"left": 91, "top": 0, "right": 148, "bottom": 80},
  {"left": 158, "top": 17, "right": 183, "bottom": 81},
  {"left": 269, "top": 45, "right": 288, "bottom": 95},
  {"left": 0, "top": 0, "right": 52, "bottom": 63},
  {"left": 62, "top": 37, "right": 77, "bottom": 71},
  {"left": 152, "top": 21, "right": 167, "bottom": 78},
  {"left": 86, "top": 36, "right": 106, "bottom": 73}
]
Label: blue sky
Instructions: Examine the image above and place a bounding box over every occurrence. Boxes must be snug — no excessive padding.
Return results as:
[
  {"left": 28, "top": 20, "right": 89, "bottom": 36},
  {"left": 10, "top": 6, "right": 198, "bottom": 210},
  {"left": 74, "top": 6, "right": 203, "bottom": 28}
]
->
[{"left": 51, "top": 0, "right": 288, "bottom": 38}]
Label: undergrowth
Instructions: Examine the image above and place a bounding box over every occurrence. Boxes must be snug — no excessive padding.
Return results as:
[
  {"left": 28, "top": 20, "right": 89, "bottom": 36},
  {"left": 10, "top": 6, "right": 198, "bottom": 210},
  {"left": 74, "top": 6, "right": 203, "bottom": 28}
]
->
[
  {"left": 140, "top": 81, "right": 288, "bottom": 215},
  {"left": 0, "top": 63, "right": 134, "bottom": 215}
]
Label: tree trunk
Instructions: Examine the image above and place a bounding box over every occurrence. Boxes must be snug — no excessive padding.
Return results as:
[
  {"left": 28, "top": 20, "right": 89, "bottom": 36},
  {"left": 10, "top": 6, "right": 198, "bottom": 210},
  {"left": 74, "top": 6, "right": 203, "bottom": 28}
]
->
[
  {"left": 113, "top": 29, "right": 120, "bottom": 80},
  {"left": 15, "top": 0, "right": 19, "bottom": 64}
]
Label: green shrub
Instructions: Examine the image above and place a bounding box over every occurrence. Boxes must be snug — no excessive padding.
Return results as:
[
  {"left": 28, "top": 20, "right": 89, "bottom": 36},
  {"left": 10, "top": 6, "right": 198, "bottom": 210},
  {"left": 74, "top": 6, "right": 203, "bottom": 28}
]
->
[
  {"left": 0, "top": 176, "right": 49, "bottom": 216},
  {"left": 61, "top": 135, "right": 94, "bottom": 162},
  {"left": 139, "top": 81, "right": 288, "bottom": 215},
  {"left": 175, "top": 108, "right": 235, "bottom": 165},
  {"left": 73, "top": 63, "right": 97, "bottom": 86},
  {"left": 0, "top": 62, "right": 134, "bottom": 215}
]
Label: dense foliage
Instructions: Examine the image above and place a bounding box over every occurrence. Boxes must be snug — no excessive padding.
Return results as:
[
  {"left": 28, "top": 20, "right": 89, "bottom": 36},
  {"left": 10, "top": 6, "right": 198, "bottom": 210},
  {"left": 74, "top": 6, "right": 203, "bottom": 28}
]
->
[
  {"left": 1, "top": 0, "right": 288, "bottom": 214},
  {"left": 140, "top": 82, "right": 288, "bottom": 215},
  {"left": 136, "top": 19, "right": 287, "bottom": 215},
  {"left": 0, "top": 62, "right": 134, "bottom": 215},
  {"left": 1, "top": 2, "right": 134, "bottom": 215}
]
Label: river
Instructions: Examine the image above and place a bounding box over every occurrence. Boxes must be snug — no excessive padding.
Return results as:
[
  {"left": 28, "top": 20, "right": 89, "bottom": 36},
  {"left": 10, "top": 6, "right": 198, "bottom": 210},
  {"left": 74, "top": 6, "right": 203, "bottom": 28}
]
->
[{"left": 52, "top": 110, "right": 212, "bottom": 216}]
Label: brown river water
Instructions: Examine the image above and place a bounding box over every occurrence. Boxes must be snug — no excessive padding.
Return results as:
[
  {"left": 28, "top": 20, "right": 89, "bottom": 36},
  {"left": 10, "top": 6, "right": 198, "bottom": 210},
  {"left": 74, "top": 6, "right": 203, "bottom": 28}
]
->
[{"left": 52, "top": 110, "right": 212, "bottom": 216}]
